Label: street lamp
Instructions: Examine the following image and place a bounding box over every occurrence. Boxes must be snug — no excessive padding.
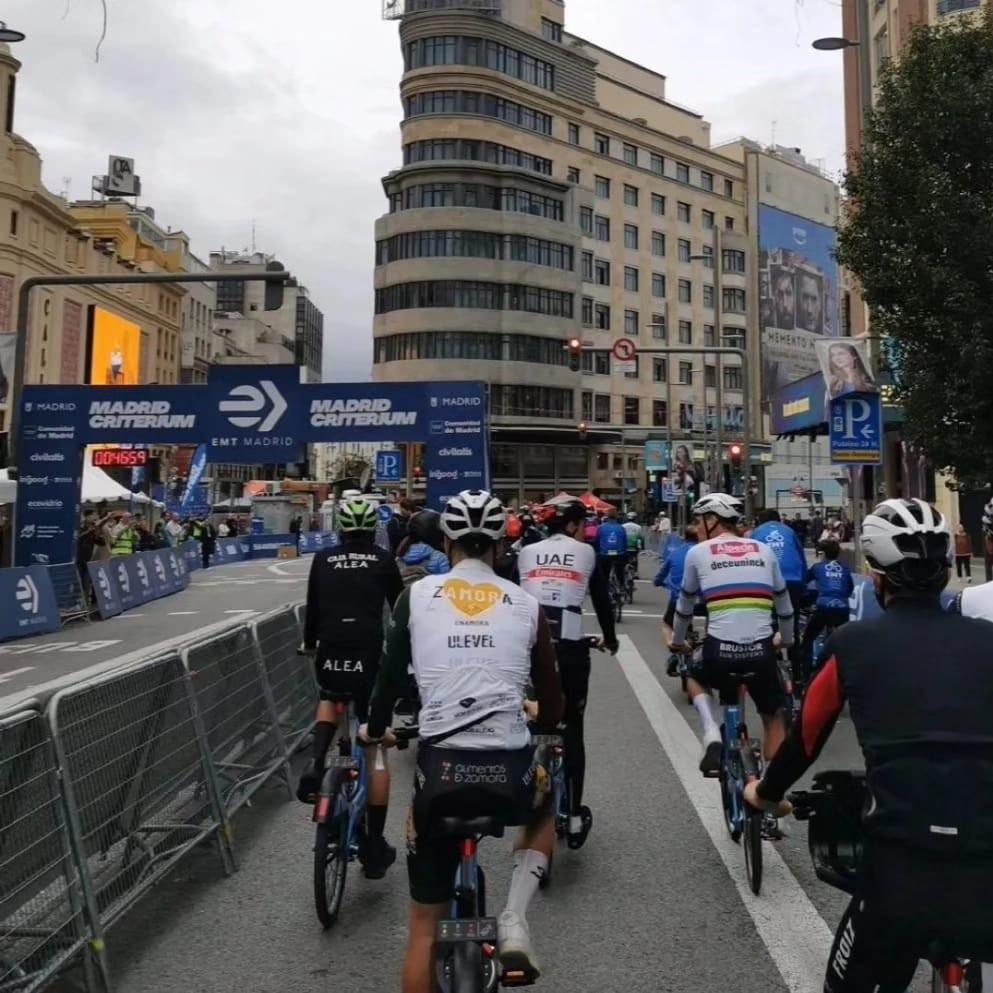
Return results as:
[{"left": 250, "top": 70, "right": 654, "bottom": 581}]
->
[
  {"left": 0, "top": 22, "right": 26, "bottom": 44},
  {"left": 811, "top": 36, "right": 858, "bottom": 51}
]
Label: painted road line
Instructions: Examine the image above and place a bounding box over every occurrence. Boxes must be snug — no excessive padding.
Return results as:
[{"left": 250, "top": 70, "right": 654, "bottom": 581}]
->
[
  {"left": 0, "top": 666, "right": 35, "bottom": 685},
  {"left": 224, "top": 609, "right": 257, "bottom": 615},
  {"left": 615, "top": 636, "right": 833, "bottom": 993},
  {"left": 168, "top": 611, "right": 199, "bottom": 616}
]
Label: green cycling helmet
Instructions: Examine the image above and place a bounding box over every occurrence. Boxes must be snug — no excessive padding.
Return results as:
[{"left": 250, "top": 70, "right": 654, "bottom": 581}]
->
[{"left": 338, "top": 499, "right": 378, "bottom": 532}]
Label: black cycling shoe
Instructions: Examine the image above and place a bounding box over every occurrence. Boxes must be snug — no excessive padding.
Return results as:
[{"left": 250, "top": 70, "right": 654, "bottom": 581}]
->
[
  {"left": 363, "top": 838, "right": 397, "bottom": 879},
  {"left": 566, "top": 805, "right": 593, "bottom": 850},
  {"left": 666, "top": 655, "right": 679, "bottom": 678},
  {"left": 296, "top": 763, "right": 321, "bottom": 804},
  {"left": 699, "top": 740, "right": 722, "bottom": 777}
]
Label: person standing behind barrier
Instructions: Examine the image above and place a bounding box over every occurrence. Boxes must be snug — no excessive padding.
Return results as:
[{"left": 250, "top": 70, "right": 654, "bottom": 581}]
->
[
  {"left": 163, "top": 512, "right": 184, "bottom": 548},
  {"left": 189, "top": 514, "right": 216, "bottom": 569},
  {"left": 109, "top": 513, "right": 137, "bottom": 556},
  {"left": 76, "top": 516, "right": 106, "bottom": 599},
  {"left": 954, "top": 523, "right": 973, "bottom": 583}
]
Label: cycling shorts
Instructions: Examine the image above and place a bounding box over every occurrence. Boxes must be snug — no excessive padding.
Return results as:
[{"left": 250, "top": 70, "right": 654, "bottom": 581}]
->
[
  {"left": 690, "top": 635, "right": 783, "bottom": 716},
  {"left": 406, "top": 745, "right": 546, "bottom": 904},
  {"left": 314, "top": 643, "right": 379, "bottom": 722}
]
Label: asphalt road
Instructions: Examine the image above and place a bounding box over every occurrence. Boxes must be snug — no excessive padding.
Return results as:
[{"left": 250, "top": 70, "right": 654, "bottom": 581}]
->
[
  {"left": 90, "top": 552, "right": 955, "bottom": 993},
  {"left": 0, "top": 555, "right": 312, "bottom": 709}
]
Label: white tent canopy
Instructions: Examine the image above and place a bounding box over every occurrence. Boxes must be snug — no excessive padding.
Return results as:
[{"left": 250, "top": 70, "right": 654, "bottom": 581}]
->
[{"left": 82, "top": 462, "right": 160, "bottom": 505}]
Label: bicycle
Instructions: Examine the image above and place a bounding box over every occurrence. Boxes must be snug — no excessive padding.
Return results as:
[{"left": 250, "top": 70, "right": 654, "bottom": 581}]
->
[
  {"left": 623, "top": 557, "right": 637, "bottom": 604},
  {"left": 789, "top": 770, "right": 988, "bottom": 993},
  {"left": 311, "top": 695, "right": 416, "bottom": 928},
  {"left": 607, "top": 570, "right": 624, "bottom": 623}
]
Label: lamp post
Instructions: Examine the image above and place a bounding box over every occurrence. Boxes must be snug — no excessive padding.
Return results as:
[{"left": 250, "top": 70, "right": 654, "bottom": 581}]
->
[
  {"left": 0, "top": 22, "right": 27, "bottom": 43},
  {"left": 690, "top": 224, "right": 724, "bottom": 490}
]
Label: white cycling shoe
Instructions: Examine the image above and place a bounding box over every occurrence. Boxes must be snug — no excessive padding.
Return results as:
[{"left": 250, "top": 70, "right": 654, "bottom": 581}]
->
[{"left": 498, "top": 911, "right": 540, "bottom": 978}]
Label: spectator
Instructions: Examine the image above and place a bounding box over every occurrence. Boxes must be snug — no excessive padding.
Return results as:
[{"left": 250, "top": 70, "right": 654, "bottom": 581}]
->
[
  {"left": 810, "top": 512, "right": 824, "bottom": 547},
  {"left": 217, "top": 520, "right": 230, "bottom": 538},
  {"left": 133, "top": 514, "right": 156, "bottom": 551},
  {"left": 225, "top": 515, "right": 239, "bottom": 536},
  {"left": 109, "top": 513, "right": 137, "bottom": 556},
  {"left": 385, "top": 498, "right": 414, "bottom": 554},
  {"left": 76, "top": 515, "right": 106, "bottom": 597},
  {"left": 954, "top": 523, "right": 973, "bottom": 583},
  {"left": 163, "top": 513, "right": 184, "bottom": 547},
  {"left": 189, "top": 514, "right": 217, "bottom": 569},
  {"left": 153, "top": 521, "right": 167, "bottom": 548}
]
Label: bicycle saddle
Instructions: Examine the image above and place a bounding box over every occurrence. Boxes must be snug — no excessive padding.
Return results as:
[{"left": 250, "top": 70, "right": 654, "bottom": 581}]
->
[{"left": 437, "top": 816, "right": 507, "bottom": 839}]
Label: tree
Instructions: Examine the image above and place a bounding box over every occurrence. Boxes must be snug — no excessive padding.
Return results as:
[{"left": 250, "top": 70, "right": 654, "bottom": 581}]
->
[{"left": 836, "top": 7, "right": 993, "bottom": 487}]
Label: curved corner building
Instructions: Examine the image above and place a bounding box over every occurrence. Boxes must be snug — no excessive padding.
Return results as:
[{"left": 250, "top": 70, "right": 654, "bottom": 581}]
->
[{"left": 373, "top": 0, "right": 752, "bottom": 506}]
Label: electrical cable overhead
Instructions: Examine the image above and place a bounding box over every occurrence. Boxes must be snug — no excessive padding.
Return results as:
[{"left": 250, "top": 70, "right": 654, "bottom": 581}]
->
[{"left": 95, "top": 0, "right": 108, "bottom": 63}]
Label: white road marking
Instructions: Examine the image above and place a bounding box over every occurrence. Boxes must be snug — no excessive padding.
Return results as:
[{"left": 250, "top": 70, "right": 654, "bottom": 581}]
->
[
  {"left": 615, "top": 635, "right": 833, "bottom": 993},
  {"left": 168, "top": 611, "right": 199, "bottom": 616},
  {"left": 267, "top": 560, "right": 307, "bottom": 577},
  {"left": 224, "top": 609, "right": 257, "bottom": 615},
  {"left": 114, "top": 613, "right": 146, "bottom": 618},
  {"left": 583, "top": 610, "right": 665, "bottom": 619},
  {"left": 0, "top": 666, "right": 35, "bottom": 684},
  {"left": 0, "top": 640, "right": 124, "bottom": 656}
]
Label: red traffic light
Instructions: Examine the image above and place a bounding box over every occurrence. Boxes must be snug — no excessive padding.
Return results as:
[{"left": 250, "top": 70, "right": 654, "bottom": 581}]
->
[
  {"left": 578, "top": 420, "right": 588, "bottom": 437},
  {"left": 566, "top": 337, "right": 582, "bottom": 352},
  {"left": 728, "top": 443, "right": 743, "bottom": 462},
  {"left": 412, "top": 464, "right": 423, "bottom": 477}
]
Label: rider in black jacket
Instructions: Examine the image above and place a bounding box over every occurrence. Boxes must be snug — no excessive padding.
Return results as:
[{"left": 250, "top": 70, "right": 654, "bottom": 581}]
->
[
  {"left": 746, "top": 498, "right": 993, "bottom": 992},
  {"left": 299, "top": 498, "right": 404, "bottom": 878}
]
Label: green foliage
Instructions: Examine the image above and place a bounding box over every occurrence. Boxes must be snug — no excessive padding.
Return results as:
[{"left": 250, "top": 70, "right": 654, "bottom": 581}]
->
[{"left": 836, "top": 8, "right": 993, "bottom": 487}]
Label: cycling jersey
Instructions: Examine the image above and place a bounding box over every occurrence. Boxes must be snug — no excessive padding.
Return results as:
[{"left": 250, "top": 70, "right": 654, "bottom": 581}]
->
[
  {"left": 672, "top": 535, "right": 794, "bottom": 646},
  {"left": 950, "top": 579, "right": 993, "bottom": 621},
  {"left": 397, "top": 542, "right": 450, "bottom": 588},
  {"left": 596, "top": 520, "right": 627, "bottom": 556},
  {"left": 622, "top": 521, "right": 642, "bottom": 551},
  {"left": 749, "top": 521, "right": 807, "bottom": 583},
  {"left": 806, "top": 558, "right": 854, "bottom": 609},
  {"left": 654, "top": 540, "right": 692, "bottom": 601}
]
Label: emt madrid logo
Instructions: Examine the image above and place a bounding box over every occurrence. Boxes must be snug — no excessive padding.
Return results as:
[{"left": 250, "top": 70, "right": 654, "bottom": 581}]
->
[{"left": 219, "top": 381, "right": 288, "bottom": 432}]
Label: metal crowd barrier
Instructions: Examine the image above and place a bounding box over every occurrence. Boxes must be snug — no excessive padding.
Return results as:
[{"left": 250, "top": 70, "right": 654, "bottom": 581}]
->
[
  {"left": 0, "top": 601, "right": 313, "bottom": 993},
  {"left": 45, "top": 563, "right": 91, "bottom": 627}
]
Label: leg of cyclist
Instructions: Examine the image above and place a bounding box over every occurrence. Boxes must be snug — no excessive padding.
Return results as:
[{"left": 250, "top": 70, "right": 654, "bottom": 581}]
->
[
  {"left": 746, "top": 643, "right": 788, "bottom": 761},
  {"left": 558, "top": 642, "right": 592, "bottom": 847},
  {"left": 686, "top": 644, "right": 722, "bottom": 773},
  {"left": 297, "top": 694, "right": 337, "bottom": 802},
  {"left": 401, "top": 900, "right": 448, "bottom": 993},
  {"left": 355, "top": 659, "right": 395, "bottom": 879},
  {"left": 503, "top": 813, "right": 555, "bottom": 974},
  {"left": 613, "top": 553, "right": 628, "bottom": 594}
]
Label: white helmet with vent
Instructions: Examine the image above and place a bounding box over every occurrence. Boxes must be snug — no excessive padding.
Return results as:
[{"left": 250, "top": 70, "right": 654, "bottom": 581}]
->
[
  {"left": 861, "top": 498, "right": 951, "bottom": 571},
  {"left": 691, "top": 493, "right": 743, "bottom": 522},
  {"left": 440, "top": 489, "right": 507, "bottom": 542}
]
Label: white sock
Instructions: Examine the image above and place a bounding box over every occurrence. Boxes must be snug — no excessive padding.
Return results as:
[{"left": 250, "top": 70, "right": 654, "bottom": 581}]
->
[
  {"left": 692, "top": 693, "right": 719, "bottom": 742},
  {"left": 505, "top": 849, "right": 548, "bottom": 918}
]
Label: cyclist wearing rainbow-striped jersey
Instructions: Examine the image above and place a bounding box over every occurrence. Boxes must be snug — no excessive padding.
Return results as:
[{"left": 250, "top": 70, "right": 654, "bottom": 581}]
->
[{"left": 671, "top": 493, "right": 794, "bottom": 775}]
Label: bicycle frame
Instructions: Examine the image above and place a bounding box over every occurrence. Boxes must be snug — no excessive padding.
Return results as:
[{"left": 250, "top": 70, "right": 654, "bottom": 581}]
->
[
  {"left": 314, "top": 700, "right": 368, "bottom": 850},
  {"left": 720, "top": 684, "right": 762, "bottom": 836}
]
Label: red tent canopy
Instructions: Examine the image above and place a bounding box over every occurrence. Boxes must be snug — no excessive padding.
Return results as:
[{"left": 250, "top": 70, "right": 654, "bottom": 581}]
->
[{"left": 578, "top": 491, "right": 614, "bottom": 512}]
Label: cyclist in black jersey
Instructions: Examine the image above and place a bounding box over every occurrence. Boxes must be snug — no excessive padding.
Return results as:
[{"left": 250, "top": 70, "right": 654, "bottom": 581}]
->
[{"left": 747, "top": 498, "right": 993, "bottom": 992}]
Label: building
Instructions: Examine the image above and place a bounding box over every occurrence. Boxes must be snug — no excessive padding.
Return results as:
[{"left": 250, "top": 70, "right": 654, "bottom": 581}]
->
[{"left": 372, "top": 0, "right": 765, "bottom": 506}]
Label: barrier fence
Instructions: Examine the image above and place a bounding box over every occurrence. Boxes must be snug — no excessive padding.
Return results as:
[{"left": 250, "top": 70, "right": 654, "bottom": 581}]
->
[{"left": 0, "top": 601, "right": 312, "bottom": 992}]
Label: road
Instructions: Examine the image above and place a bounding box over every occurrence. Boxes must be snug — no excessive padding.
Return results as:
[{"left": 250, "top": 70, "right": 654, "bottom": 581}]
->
[
  {"left": 0, "top": 555, "right": 312, "bottom": 709},
  {"left": 95, "top": 553, "right": 947, "bottom": 993}
]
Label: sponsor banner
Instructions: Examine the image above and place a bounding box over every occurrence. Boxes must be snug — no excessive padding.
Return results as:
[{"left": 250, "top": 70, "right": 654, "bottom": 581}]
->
[
  {"left": 298, "top": 531, "right": 339, "bottom": 554},
  {"left": 180, "top": 444, "right": 208, "bottom": 512},
  {"left": 0, "top": 564, "right": 61, "bottom": 641},
  {"left": 152, "top": 483, "right": 211, "bottom": 519},
  {"left": 214, "top": 536, "right": 248, "bottom": 563},
  {"left": 165, "top": 547, "right": 189, "bottom": 591},
  {"left": 423, "top": 381, "right": 489, "bottom": 511},
  {"left": 14, "top": 439, "right": 83, "bottom": 568},
  {"left": 146, "top": 549, "right": 172, "bottom": 599},
  {"left": 108, "top": 555, "right": 140, "bottom": 611},
  {"left": 182, "top": 541, "right": 202, "bottom": 573},
  {"left": 814, "top": 337, "right": 878, "bottom": 400},
  {"left": 248, "top": 533, "right": 297, "bottom": 558},
  {"left": 87, "top": 559, "right": 123, "bottom": 619},
  {"left": 125, "top": 552, "right": 156, "bottom": 605},
  {"left": 770, "top": 371, "right": 827, "bottom": 435}
]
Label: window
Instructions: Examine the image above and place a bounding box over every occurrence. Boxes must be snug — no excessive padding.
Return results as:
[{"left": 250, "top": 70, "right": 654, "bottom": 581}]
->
[
  {"left": 700, "top": 170, "right": 714, "bottom": 192},
  {"left": 595, "top": 215, "right": 610, "bottom": 241},
  {"left": 701, "top": 244, "right": 714, "bottom": 269},
  {"left": 651, "top": 231, "right": 665, "bottom": 257},
  {"left": 541, "top": 17, "right": 563, "bottom": 41},
  {"left": 623, "top": 184, "right": 639, "bottom": 207},
  {"left": 594, "top": 132, "right": 610, "bottom": 155},
  {"left": 704, "top": 365, "right": 717, "bottom": 388},
  {"left": 704, "top": 324, "right": 716, "bottom": 346},
  {"left": 722, "top": 248, "right": 746, "bottom": 273},
  {"left": 374, "top": 280, "right": 574, "bottom": 316},
  {"left": 408, "top": 36, "right": 555, "bottom": 89},
  {"left": 677, "top": 201, "right": 691, "bottom": 223},
  {"left": 652, "top": 399, "right": 668, "bottom": 426},
  {"left": 595, "top": 175, "right": 611, "bottom": 198},
  {"left": 724, "top": 216, "right": 735, "bottom": 231},
  {"left": 937, "top": 0, "right": 982, "bottom": 13},
  {"left": 594, "top": 258, "right": 610, "bottom": 284},
  {"left": 582, "top": 391, "right": 593, "bottom": 420},
  {"left": 651, "top": 193, "right": 666, "bottom": 216},
  {"left": 652, "top": 357, "right": 667, "bottom": 383},
  {"left": 678, "top": 279, "right": 692, "bottom": 304},
  {"left": 724, "top": 178, "right": 733, "bottom": 197},
  {"left": 582, "top": 297, "right": 594, "bottom": 325},
  {"left": 580, "top": 206, "right": 593, "bottom": 235},
  {"left": 583, "top": 350, "right": 611, "bottom": 375},
  {"left": 594, "top": 394, "right": 610, "bottom": 422},
  {"left": 723, "top": 326, "right": 746, "bottom": 349},
  {"left": 9, "top": 209, "right": 17, "bottom": 236},
  {"left": 678, "top": 238, "right": 691, "bottom": 263},
  {"left": 678, "top": 319, "right": 692, "bottom": 344},
  {"left": 703, "top": 284, "right": 714, "bottom": 308},
  {"left": 490, "top": 385, "right": 574, "bottom": 419},
  {"left": 722, "top": 287, "right": 747, "bottom": 313},
  {"left": 702, "top": 209, "right": 715, "bottom": 230},
  {"left": 676, "top": 162, "right": 690, "bottom": 183},
  {"left": 404, "top": 90, "right": 553, "bottom": 135},
  {"left": 873, "top": 25, "right": 890, "bottom": 73},
  {"left": 623, "top": 396, "right": 639, "bottom": 425},
  {"left": 623, "top": 224, "right": 639, "bottom": 250},
  {"left": 623, "top": 266, "right": 639, "bottom": 292},
  {"left": 651, "top": 272, "right": 666, "bottom": 298},
  {"left": 624, "top": 309, "right": 639, "bottom": 335},
  {"left": 678, "top": 361, "right": 693, "bottom": 384},
  {"left": 568, "top": 122, "right": 580, "bottom": 145},
  {"left": 581, "top": 251, "right": 593, "bottom": 281},
  {"left": 595, "top": 303, "right": 611, "bottom": 329},
  {"left": 650, "top": 314, "right": 666, "bottom": 339},
  {"left": 376, "top": 231, "right": 574, "bottom": 268},
  {"left": 650, "top": 153, "right": 664, "bottom": 175},
  {"left": 724, "top": 365, "right": 744, "bottom": 390},
  {"left": 623, "top": 143, "right": 638, "bottom": 166},
  {"left": 568, "top": 166, "right": 580, "bottom": 183}
]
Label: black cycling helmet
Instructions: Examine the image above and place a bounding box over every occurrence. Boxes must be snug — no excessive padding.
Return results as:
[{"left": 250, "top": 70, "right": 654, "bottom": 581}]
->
[
  {"left": 408, "top": 509, "right": 444, "bottom": 551},
  {"left": 546, "top": 498, "right": 586, "bottom": 533}
]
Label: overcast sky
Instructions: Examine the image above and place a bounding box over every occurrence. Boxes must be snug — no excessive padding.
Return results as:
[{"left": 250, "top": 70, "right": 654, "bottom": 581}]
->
[{"left": 7, "top": 0, "right": 844, "bottom": 382}]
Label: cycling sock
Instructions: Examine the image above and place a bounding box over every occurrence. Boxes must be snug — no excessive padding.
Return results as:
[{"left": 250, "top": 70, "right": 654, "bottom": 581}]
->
[
  {"left": 366, "top": 804, "right": 387, "bottom": 843},
  {"left": 692, "top": 694, "right": 719, "bottom": 741},
  {"left": 312, "top": 721, "right": 335, "bottom": 765},
  {"left": 505, "top": 849, "right": 548, "bottom": 918}
]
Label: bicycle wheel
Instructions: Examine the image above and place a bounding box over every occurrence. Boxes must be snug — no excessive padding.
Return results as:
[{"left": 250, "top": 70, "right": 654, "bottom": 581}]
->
[
  {"left": 314, "top": 809, "right": 349, "bottom": 929},
  {"left": 614, "top": 594, "right": 623, "bottom": 623},
  {"left": 448, "top": 937, "right": 485, "bottom": 993},
  {"left": 743, "top": 810, "right": 763, "bottom": 895}
]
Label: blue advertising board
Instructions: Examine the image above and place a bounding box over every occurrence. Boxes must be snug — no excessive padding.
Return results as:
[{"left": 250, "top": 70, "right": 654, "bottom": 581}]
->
[
  {"left": 770, "top": 371, "right": 827, "bottom": 436},
  {"left": 375, "top": 449, "right": 404, "bottom": 481},
  {"left": 248, "top": 533, "right": 297, "bottom": 558},
  {"left": 0, "top": 565, "right": 61, "bottom": 640},
  {"left": 644, "top": 440, "right": 669, "bottom": 472},
  {"left": 829, "top": 393, "right": 883, "bottom": 465},
  {"left": 87, "top": 559, "right": 122, "bottom": 619},
  {"left": 87, "top": 549, "right": 190, "bottom": 620},
  {"left": 299, "top": 531, "right": 338, "bottom": 554},
  {"left": 15, "top": 375, "right": 490, "bottom": 566}
]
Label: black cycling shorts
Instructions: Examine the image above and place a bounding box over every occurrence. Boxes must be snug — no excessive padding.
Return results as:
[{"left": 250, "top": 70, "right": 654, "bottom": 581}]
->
[
  {"left": 690, "top": 635, "right": 783, "bottom": 716},
  {"left": 406, "top": 744, "right": 544, "bottom": 905},
  {"left": 314, "top": 645, "right": 378, "bottom": 722}
]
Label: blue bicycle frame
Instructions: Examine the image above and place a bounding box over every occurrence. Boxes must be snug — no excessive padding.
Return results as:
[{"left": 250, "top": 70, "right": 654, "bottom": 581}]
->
[
  {"left": 316, "top": 700, "right": 369, "bottom": 857},
  {"left": 719, "top": 684, "right": 761, "bottom": 840}
]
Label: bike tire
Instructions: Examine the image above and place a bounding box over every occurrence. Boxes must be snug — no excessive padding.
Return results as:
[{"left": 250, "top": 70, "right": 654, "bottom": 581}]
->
[
  {"left": 314, "top": 810, "right": 349, "bottom": 929},
  {"left": 743, "top": 811, "right": 763, "bottom": 895},
  {"left": 450, "top": 941, "right": 485, "bottom": 993},
  {"left": 614, "top": 597, "right": 623, "bottom": 623}
]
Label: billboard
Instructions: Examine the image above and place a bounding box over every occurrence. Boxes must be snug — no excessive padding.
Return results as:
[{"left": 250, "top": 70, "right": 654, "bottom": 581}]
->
[
  {"left": 758, "top": 205, "right": 839, "bottom": 401},
  {"left": 87, "top": 306, "right": 140, "bottom": 386},
  {"left": 814, "top": 337, "right": 877, "bottom": 400}
]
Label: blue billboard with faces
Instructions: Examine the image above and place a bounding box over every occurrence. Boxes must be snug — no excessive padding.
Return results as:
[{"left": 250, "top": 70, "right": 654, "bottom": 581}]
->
[{"left": 15, "top": 374, "right": 490, "bottom": 566}]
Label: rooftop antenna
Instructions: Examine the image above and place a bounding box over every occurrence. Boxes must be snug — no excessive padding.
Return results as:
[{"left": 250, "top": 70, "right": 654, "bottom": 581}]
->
[
  {"left": 771, "top": 120, "right": 777, "bottom": 148},
  {"left": 251, "top": 219, "right": 256, "bottom": 254},
  {"left": 60, "top": 176, "right": 72, "bottom": 202}
]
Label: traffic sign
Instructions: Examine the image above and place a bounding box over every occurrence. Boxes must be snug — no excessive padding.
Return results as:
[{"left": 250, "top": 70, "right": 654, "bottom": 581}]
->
[
  {"left": 375, "top": 448, "right": 404, "bottom": 481},
  {"left": 661, "top": 481, "right": 677, "bottom": 502},
  {"left": 377, "top": 503, "right": 394, "bottom": 524},
  {"left": 643, "top": 440, "right": 669, "bottom": 471},
  {"left": 829, "top": 393, "right": 883, "bottom": 465},
  {"left": 611, "top": 337, "right": 637, "bottom": 374}
]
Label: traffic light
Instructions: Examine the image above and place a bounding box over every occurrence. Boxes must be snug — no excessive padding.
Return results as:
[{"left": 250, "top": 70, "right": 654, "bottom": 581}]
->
[
  {"left": 728, "top": 443, "right": 743, "bottom": 468},
  {"left": 566, "top": 336, "right": 582, "bottom": 372},
  {"left": 578, "top": 420, "right": 588, "bottom": 440}
]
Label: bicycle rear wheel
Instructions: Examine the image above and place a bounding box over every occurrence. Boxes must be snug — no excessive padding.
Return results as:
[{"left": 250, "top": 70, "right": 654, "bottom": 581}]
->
[
  {"left": 314, "top": 809, "right": 349, "bottom": 928},
  {"left": 743, "top": 810, "right": 763, "bottom": 894}
]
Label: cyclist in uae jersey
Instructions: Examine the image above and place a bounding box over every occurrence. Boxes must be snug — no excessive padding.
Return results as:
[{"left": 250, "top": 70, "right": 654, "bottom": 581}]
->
[{"left": 671, "top": 493, "right": 794, "bottom": 774}]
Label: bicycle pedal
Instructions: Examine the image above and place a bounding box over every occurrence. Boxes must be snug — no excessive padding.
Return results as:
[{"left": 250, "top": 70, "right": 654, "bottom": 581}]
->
[
  {"left": 701, "top": 769, "right": 721, "bottom": 779},
  {"left": 500, "top": 966, "right": 539, "bottom": 987}
]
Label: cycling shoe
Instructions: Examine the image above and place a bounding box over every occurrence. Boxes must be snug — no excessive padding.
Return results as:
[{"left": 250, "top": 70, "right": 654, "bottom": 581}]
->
[{"left": 567, "top": 805, "right": 593, "bottom": 849}]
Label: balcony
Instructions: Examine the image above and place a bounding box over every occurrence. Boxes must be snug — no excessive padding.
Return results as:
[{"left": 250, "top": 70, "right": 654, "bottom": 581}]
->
[{"left": 383, "top": 0, "right": 502, "bottom": 18}]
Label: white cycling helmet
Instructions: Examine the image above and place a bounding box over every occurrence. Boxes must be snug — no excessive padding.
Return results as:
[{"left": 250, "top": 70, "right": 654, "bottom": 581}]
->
[
  {"left": 626, "top": 511, "right": 638, "bottom": 521},
  {"left": 691, "top": 493, "right": 742, "bottom": 521},
  {"left": 861, "top": 498, "right": 951, "bottom": 574},
  {"left": 440, "top": 489, "right": 507, "bottom": 543}
]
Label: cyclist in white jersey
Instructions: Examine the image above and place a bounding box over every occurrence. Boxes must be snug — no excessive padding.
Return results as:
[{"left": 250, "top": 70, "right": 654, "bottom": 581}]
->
[
  {"left": 361, "top": 490, "right": 562, "bottom": 992},
  {"left": 671, "top": 493, "right": 794, "bottom": 774}
]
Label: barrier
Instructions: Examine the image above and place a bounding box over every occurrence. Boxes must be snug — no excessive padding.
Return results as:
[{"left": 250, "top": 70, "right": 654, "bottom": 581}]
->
[
  {"left": 0, "top": 705, "right": 110, "bottom": 993},
  {"left": 86, "top": 549, "right": 190, "bottom": 622},
  {"left": 253, "top": 608, "right": 314, "bottom": 754},
  {"left": 247, "top": 533, "right": 297, "bottom": 559},
  {"left": 46, "top": 563, "right": 91, "bottom": 627},
  {"left": 212, "top": 537, "right": 248, "bottom": 564},
  {"left": 297, "top": 531, "right": 338, "bottom": 555},
  {"left": 0, "top": 565, "right": 61, "bottom": 642}
]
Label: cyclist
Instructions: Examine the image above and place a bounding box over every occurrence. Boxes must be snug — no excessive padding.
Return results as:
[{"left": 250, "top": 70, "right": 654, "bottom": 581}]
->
[
  {"left": 654, "top": 525, "right": 701, "bottom": 669},
  {"left": 596, "top": 507, "right": 628, "bottom": 593},
  {"left": 396, "top": 508, "right": 450, "bottom": 587},
  {"left": 622, "top": 511, "right": 644, "bottom": 578},
  {"left": 361, "top": 490, "right": 563, "bottom": 992},
  {"left": 517, "top": 497, "right": 618, "bottom": 849},
  {"left": 518, "top": 510, "right": 545, "bottom": 548},
  {"left": 746, "top": 498, "right": 993, "bottom": 992},
  {"left": 670, "top": 493, "right": 794, "bottom": 774},
  {"left": 298, "top": 497, "right": 404, "bottom": 879},
  {"left": 582, "top": 511, "right": 600, "bottom": 546},
  {"left": 750, "top": 509, "right": 808, "bottom": 616},
  {"left": 800, "top": 538, "right": 853, "bottom": 677}
]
